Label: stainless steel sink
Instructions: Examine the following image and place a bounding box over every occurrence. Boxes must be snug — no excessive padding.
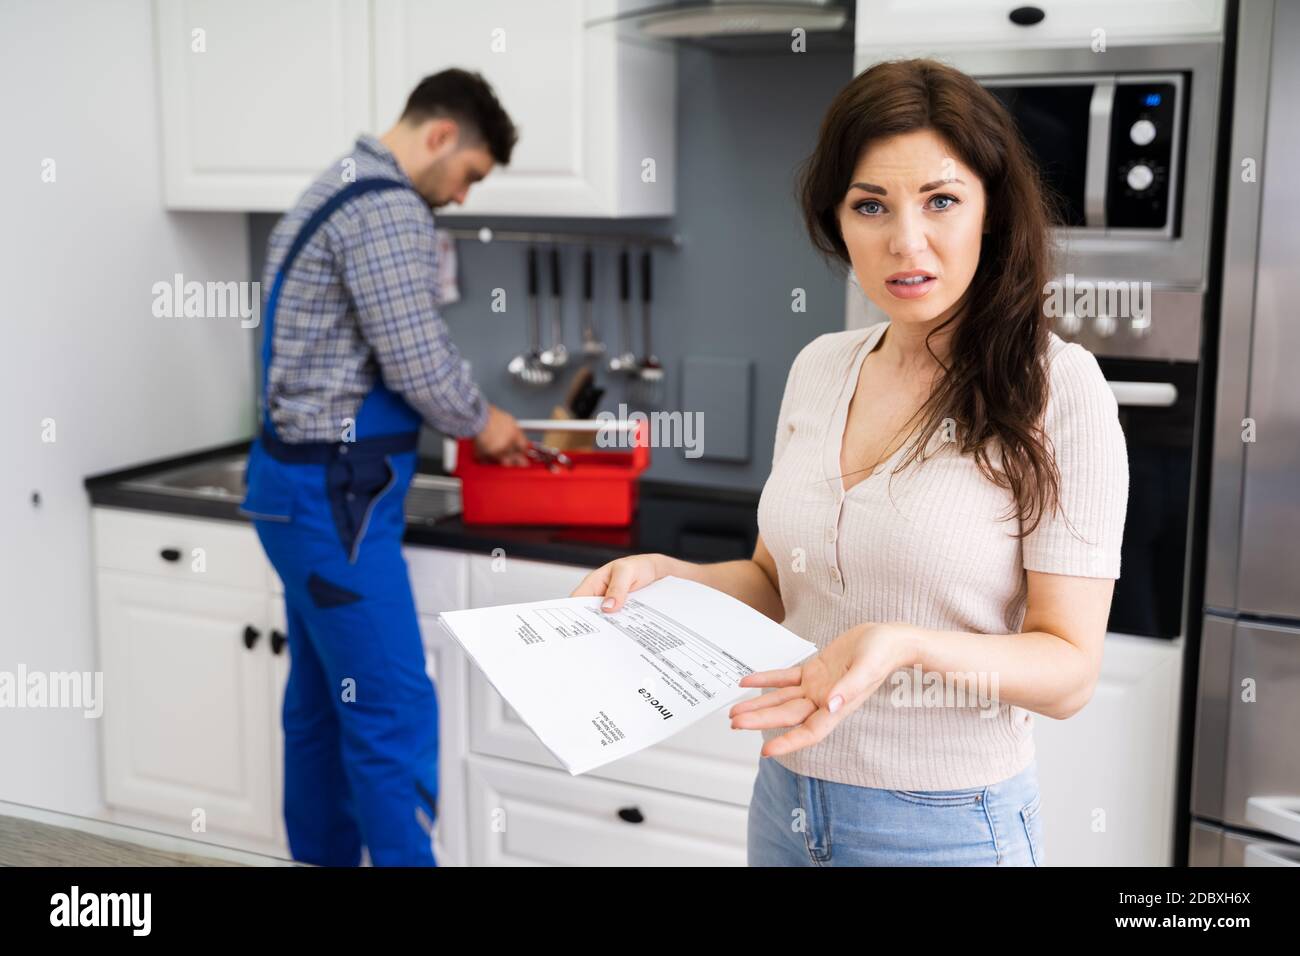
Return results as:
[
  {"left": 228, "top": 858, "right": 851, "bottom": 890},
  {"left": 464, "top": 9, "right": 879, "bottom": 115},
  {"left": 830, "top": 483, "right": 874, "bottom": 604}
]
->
[
  {"left": 121, "top": 454, "right": 462, "bottom": 524},
  {"left": 123, "top": 458, "right": 249, "bottom": 499}
]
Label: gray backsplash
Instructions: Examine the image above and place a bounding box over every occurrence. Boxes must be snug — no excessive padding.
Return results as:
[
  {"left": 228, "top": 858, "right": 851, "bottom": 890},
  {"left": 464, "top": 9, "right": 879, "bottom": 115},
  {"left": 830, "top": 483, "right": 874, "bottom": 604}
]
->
[{"left": 249, "top": 45, "right": 851, "bottom": 492}]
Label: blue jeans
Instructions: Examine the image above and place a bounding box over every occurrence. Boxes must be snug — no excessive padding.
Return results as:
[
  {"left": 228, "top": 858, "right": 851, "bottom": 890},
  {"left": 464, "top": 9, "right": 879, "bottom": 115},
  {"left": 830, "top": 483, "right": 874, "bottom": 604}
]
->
[{"left": 747, "top": 756, "right": 1044, "bottom": 866}]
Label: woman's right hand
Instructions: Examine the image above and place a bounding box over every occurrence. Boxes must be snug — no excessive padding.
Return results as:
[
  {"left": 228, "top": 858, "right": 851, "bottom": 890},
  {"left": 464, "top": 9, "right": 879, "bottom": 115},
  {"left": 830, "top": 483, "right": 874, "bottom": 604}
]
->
[{"left": 570, "top": 553, "right": 672, "bottom": 612}]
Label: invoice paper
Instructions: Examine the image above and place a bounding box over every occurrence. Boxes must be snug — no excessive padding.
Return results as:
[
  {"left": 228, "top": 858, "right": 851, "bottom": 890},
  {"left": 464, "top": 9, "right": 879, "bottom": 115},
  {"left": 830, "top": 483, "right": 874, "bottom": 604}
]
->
[{"left": 437, "top": 575, "right": 817, "bottom": 775}]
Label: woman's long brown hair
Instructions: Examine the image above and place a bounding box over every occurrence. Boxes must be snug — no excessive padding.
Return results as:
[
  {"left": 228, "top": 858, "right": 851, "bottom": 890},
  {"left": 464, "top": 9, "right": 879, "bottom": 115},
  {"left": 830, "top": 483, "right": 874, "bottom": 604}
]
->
[{"left": 797, "top": 57, "right": 1067, "bottom": 538}]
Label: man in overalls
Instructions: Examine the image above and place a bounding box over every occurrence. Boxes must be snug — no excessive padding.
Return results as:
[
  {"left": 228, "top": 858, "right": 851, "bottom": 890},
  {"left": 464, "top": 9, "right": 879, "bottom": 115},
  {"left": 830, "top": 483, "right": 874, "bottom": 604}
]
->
[{"left": 240, "top": 69, "right": 528, "bottom": 866}]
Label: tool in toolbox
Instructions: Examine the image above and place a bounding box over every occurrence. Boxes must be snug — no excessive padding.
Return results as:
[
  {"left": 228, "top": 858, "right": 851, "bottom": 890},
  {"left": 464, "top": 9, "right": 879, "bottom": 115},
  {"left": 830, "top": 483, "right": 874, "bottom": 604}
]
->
[
  {"left": 524, "top": 442, "right": 572, "bottom": 472},
  {"left": 453, "top": 418, "right": 650, "bottom": 527}
]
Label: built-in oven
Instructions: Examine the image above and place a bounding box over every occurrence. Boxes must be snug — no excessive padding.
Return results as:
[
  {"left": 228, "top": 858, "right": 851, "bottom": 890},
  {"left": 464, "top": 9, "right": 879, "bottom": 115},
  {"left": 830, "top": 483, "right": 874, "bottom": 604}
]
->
[
  {"left": 972, "top": 46, "right": 1222, "bottom": 648},
  {"left": 1100, "top": 356, "right": 1198, "bottom": 640}
]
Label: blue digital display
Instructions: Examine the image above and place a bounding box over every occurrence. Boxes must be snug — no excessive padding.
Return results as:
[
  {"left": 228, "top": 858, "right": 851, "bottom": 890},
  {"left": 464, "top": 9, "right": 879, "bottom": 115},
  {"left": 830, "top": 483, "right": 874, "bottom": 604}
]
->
[{"left": 1144, "top": 93, "right": 1162, "bottom": 107}]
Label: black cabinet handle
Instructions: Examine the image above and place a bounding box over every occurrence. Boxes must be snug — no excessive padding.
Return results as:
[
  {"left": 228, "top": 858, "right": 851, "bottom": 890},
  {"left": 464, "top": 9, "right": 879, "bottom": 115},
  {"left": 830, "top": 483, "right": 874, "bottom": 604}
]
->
[
  {"left": 159, "top": 548, "right": 181, "bottom": 562},
  {"left": 270, "top": 629, "right": 287, "bottom": 656},
  {"left": 1009, "top": 6, "right": 1045, "bottom": 26},
  {"left": 242, "top": 625, "right": 261, "bottom": 650},
  {"left": 617, "top": 806, "right": 645, "bottom": 824}
]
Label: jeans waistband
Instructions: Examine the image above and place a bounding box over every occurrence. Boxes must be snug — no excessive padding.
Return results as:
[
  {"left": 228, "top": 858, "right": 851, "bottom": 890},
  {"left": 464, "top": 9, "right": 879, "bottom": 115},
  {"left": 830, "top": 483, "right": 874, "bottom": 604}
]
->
[{"left": 258, "top": 428, "right": 419, "bottom": 464}]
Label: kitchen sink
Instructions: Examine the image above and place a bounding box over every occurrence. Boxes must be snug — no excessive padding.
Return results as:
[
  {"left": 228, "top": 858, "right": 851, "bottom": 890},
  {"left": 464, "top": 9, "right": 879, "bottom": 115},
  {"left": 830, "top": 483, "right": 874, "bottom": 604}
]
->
[
  {"left": 125, "top": 458, "right": 249, "bottom": 499},
  {"left": 121, "top": 454, "right": 462, "bottom": 525}
]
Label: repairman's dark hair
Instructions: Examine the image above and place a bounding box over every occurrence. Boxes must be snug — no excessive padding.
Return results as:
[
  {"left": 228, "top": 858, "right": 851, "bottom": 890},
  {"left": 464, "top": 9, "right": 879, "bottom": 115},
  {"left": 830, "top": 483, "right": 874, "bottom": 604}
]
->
[{"left": 401, "top": 68, "right": 518, "bottom": 165}]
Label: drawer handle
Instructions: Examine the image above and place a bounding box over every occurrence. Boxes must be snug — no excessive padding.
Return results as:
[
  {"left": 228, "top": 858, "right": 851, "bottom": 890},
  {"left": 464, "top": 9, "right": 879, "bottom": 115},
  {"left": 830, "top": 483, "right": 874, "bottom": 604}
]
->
[
  {"left": 243, "top": 625, "right": 261, "bottom": 651},
  {"left": 270, "top": 629, "right": 287, "bottom": 656},
  {"left": 159, "top": 548, "right": 181, "bottom": 563},
  {"left": 617, "top": 807, "right": 645, "bottom": 824}
]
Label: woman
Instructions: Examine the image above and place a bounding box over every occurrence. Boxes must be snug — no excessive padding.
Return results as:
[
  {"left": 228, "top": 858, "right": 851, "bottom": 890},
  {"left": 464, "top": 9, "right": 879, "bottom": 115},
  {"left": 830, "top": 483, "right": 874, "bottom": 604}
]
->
[{"left": 571, "top": 58, "right": 1129, "bottom": 866}]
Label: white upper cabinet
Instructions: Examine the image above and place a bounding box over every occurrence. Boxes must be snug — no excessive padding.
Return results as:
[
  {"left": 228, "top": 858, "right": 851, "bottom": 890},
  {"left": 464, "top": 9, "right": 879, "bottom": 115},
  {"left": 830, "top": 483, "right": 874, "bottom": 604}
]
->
[
  {"left": 155, "top": 0, "right": 373, "bottom": 211},
  {"left": 371, "top": 0, "right": 675, "bottom": 217},
  {"left": 855, "top": 0, "right": 1224, "bottom": 51},
  {"left": 154, "top": 0, "right": 676, "bottom": 216}
]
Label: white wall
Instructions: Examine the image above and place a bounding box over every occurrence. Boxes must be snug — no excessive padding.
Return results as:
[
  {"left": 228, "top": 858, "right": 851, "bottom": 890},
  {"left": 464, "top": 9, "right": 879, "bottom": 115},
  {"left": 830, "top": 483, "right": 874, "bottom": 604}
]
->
[{"left": 0, "top": 0, "right": 254, "bottom": 816}]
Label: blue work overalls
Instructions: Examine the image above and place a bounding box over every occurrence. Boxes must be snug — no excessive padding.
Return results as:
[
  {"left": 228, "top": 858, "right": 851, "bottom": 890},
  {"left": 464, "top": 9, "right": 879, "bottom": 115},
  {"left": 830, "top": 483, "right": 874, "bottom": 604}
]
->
[{"left": 240, "top": 178, "right": 439, "bottom": 867}]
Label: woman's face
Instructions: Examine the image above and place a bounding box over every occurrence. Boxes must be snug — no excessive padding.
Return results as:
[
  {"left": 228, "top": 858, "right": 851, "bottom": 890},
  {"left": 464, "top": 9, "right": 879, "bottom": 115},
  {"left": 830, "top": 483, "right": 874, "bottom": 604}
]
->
[{"left": 837, "top": 129, "right": 986, "bottom": 329}]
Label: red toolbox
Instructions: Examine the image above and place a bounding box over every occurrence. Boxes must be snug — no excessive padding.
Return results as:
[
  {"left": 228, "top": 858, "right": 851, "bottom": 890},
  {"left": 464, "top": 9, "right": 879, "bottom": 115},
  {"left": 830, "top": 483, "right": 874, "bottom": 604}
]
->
[{"left": 453, "top": 419, "right": 650, "bottom": 526}]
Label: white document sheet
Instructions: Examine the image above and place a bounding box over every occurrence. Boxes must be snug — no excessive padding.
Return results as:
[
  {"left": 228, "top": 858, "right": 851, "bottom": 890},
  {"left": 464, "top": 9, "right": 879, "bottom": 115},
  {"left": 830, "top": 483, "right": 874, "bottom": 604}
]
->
[{"left": 437, "top": 575, "right": 817, "bottom": 775}]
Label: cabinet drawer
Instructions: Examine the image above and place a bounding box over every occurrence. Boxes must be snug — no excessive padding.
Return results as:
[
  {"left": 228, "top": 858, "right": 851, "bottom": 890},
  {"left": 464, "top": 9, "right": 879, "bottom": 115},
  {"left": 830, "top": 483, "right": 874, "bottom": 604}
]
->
[
  {"left": 466, "top": 756, "right": 747, "bottom": 866},
  {"left": 467, "top": 553, "right": 593, "bottom": 607},
  {"left": 93, "top": 508, "right": 272, "bottom": 592},
  {"left": 464, "top": 552, "right": 762, "bottom": 804},
  {"left": 468, "top": 666, "right": 762, "bottom": 805},
  {"left": 405, "top": 547, "right": 470, "bottom": 617}
]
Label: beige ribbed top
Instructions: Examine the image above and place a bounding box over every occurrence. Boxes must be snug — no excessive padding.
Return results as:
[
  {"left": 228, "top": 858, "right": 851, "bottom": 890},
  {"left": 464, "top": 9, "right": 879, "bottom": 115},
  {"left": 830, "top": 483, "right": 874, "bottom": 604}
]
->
[{"left": 756, "top": 320, "right": 1129, "bottom": 789}]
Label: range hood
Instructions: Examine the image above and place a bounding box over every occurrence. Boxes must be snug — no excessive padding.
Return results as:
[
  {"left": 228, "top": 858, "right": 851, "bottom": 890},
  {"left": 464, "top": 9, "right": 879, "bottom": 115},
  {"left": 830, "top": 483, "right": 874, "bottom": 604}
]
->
[{"left": 588, "top": 0, "right": 854, "bottom": 54}]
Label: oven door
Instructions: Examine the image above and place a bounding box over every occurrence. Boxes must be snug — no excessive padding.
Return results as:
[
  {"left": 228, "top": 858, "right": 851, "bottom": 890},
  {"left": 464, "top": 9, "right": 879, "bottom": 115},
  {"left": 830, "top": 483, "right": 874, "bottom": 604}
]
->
[{"left": 1101, "top": 357, "right": 1198, "bottom": 639}]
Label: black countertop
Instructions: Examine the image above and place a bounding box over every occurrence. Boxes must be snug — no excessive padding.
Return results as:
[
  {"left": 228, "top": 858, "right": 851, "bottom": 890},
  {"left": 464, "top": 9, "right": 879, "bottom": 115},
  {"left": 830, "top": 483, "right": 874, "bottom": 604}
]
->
[{"left": 84, "top": 440, "right": 760, "bottom": 569}]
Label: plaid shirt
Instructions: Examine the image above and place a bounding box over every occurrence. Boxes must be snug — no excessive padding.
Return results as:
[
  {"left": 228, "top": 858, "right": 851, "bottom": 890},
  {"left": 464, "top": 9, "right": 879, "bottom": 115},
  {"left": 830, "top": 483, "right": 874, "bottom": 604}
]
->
[{"left": 260, "top": 134, "right": 489, "bottom": 442}]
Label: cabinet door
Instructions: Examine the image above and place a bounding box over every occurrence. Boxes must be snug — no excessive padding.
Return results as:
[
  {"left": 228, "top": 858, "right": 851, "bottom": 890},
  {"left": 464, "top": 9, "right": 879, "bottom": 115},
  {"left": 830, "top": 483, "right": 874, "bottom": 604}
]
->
[
  {"left": 97, "top": 571, "right": 277, "bottom": 840},
  {"left": 372, "top": 0, "right": 674, "bottom": 216},
  {"left": 267, "top": 596, "right": 291, "bottom": 854},
  {"left": 420, "top": 615, "right": 470, "bottom": 867},
  {"left": 1033, "top": 633, "right": 1183, "bottom": 865},
  {"left": 155, "top": 0, "right": 372, "bottom": 210},
  {"left": 854, "top": 0, "right": 1223, "bottom": 50}
]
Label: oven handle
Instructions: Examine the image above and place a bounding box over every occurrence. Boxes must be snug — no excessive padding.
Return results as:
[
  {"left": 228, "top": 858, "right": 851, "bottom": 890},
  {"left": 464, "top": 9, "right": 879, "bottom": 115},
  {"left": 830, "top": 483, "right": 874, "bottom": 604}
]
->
[
  {"left": 1085, "top": 78, "right": 1116, "bottom": 229},
  {"left": 1107, "top": 380, "right": 1178, "bottom": 407}
]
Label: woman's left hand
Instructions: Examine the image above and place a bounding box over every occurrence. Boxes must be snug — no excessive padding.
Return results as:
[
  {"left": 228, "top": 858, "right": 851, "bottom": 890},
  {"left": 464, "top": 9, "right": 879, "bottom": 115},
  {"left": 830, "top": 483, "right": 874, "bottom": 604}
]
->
[{"left": 730, "top": 622, "right": 915, "bottom": 757}]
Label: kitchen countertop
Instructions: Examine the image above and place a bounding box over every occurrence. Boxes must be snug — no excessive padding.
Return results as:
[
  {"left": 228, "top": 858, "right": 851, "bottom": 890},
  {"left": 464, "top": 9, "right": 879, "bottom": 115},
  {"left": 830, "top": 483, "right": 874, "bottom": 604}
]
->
[{"left": 84, "top": 440, "right": 761, "bottom": 568}]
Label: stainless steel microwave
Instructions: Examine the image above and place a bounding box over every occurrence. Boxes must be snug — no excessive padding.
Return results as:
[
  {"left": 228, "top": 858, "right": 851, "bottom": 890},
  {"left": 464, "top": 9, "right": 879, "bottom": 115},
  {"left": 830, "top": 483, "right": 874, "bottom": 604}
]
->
[{"left": 981, "top": 73, "right": 1186, "bottom": 237}]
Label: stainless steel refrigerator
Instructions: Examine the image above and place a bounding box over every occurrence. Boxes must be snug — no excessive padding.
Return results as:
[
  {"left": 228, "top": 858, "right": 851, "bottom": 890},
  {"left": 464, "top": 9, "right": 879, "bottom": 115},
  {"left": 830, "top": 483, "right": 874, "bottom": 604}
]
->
[{"left": 1190, "top": 0, "right": 1300, "bottom": 868}]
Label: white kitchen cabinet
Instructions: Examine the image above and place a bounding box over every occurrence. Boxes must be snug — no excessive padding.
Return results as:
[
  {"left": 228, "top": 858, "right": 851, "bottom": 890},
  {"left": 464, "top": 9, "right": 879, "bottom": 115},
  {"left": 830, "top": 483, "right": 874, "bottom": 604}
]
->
[
  {"left": 466, "top": 551, "right": 593, "bottom": 607},
  {"left": 154, "top": 0, "right": 675, "bottom": 215},
  {"left": 466, "top": 755, "right": 748, "bottom": 866},
  {"left": 154, "top": 0, "right": 373, "bottom": 210},
  {"left": 854, "top": 0, "right": 1223, "bottom": 51},
  {"left": 91, "top": 507, "right": 764, "bottom": 866},
  {"left": 371, "top": 0, "right": 676, "bottom": 217},
  {"left": 463, "top": 551, "right": 764, "bottom": 806},
  {"left": 94, "top": 506, "right": 275, "bottom": 590},
  {"left": 96, "top": 570, "right": 278, "bottom": 840},
  {"left": 92, "top": 508, "right": 473, "bottom": 863},
  {"left": 1034, "top": 633, "right": 1184, "bottom": 866},
  {"left": 267, "top": 597, "right": 290, "bottom": 852},
  {"left": 420, "top": 615, "right": 469, "bottom": 867}
]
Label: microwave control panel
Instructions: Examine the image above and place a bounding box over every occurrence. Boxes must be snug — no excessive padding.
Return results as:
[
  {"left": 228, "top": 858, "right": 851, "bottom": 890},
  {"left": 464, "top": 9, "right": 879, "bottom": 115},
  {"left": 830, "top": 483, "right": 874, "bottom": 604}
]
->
[{"left": 1107, "top": 80, "right": 1181, "bottom": 231}]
